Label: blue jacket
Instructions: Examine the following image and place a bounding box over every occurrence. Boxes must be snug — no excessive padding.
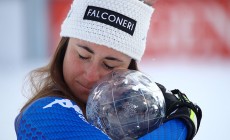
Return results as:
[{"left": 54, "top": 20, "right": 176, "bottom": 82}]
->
[{"left": 15, "top": 97, "right": 187, "bottom": 140}]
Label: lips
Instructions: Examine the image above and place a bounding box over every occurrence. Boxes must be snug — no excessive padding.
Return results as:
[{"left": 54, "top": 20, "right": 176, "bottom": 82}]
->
[{"left": 76, "top": 81, "right": 92, "bottom": 91}]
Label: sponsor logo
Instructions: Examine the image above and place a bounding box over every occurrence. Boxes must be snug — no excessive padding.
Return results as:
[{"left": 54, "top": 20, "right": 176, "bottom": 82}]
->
[
  {"left": 84, "top": 6, "right": 136, "bottom": 35},
  {"left": 43, "top": 99, "right": 87, "bottom": 122}
]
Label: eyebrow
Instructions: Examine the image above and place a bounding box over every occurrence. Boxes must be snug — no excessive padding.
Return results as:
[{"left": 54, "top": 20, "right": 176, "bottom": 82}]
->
[
  {"left": 78, "top": 45, "right": 94, "bottom": 54},
  {"left": 78, "top": 44, "right": 122, "bottom": 62}
]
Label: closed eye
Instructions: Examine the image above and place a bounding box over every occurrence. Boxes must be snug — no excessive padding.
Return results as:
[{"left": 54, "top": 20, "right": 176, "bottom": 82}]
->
[
  {"left": 103, "top": 62, "right": 115, "bottom": 70},
  {"left": 78, "top": 54, "right": 89, "bottom": 60}
]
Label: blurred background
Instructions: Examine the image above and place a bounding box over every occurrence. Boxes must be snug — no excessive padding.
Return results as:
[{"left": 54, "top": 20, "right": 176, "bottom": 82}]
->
[{"left": 0, "top": 0, "right": 229, "bottom": 139}]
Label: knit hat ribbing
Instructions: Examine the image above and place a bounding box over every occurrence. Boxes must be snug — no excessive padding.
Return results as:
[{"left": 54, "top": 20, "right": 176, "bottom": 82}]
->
[{"left": 60, "top": 0, "right": 154, "bottom": 61}]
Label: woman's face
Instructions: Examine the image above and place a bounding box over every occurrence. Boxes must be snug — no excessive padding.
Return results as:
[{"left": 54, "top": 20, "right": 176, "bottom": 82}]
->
[{"left": 63, "top": 38, "right": 132, "bottom": 103}]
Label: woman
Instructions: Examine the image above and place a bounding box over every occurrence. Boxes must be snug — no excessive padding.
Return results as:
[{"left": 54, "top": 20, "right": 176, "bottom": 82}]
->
[{"left": 15, "top": 0, "right": 201, "bottom": 139}]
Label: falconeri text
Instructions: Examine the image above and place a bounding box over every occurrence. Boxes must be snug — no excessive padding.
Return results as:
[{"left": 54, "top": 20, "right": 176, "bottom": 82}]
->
[{"left": 84, "top": 6, "right": 137, "bottom": 35}]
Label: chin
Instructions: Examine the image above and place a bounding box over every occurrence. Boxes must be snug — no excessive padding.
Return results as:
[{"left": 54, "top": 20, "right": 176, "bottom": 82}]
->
[
  {"left": 72, "top": 82, "right": 91, "bottom": 103},
  {"left": 75, "top": 90, "right": 90, "bottom": 104}
]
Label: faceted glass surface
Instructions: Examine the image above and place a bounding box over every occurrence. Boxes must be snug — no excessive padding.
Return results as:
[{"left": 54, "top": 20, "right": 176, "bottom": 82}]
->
[{"left": 86, "top": 69, "right": 165, "bottom": 140}]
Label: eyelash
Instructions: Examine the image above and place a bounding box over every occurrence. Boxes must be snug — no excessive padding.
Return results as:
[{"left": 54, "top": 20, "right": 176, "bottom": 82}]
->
[
  {"left": 78, "top": 54, "right": 89, "bottom": 60},
  {"left": 78, "top": 53, "right": 115, "bottom": 70},
  {"left": 104, "top": 63, "right": 115, "bottom": 70}
]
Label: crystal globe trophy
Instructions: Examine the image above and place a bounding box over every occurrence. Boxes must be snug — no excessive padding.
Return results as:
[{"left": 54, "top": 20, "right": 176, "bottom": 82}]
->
[{"left": 86, "top": 69, "right": 165, "bottom": 140}]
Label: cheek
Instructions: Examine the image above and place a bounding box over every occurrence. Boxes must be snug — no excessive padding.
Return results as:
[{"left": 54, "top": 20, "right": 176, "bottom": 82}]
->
[{"left": 63, "top": 51, "right": 83, "bottom": 81}]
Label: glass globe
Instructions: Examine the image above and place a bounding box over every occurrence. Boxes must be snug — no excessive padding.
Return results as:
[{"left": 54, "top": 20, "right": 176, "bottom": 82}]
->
[{"left": 86, "top": 69, "right": 165, "bottom": 140}]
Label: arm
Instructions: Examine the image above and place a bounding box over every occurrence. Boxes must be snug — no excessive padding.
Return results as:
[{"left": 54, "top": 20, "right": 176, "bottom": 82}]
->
[
  {"left": 139, "top": 119, "right": 187, "bottom": 140},
  {"left": 160, "top": 86, "right": 202, "bottom": 140},
  {"left": 15, "top": 97, "right": 111, "bottom": 140},
  {"left": 139, "top": 83, "right": 202, "bottom": 140}
]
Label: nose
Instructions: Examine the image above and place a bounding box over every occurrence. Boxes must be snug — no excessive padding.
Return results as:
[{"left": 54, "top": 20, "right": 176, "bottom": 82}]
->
[{"left": 84, "top": 63, "right": 101, "bottom": 85}]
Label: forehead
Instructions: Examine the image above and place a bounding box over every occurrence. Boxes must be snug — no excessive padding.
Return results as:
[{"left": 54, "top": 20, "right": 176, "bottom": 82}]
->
[{"left": 69, "top": 38, "right": 131, "bottom": 59}]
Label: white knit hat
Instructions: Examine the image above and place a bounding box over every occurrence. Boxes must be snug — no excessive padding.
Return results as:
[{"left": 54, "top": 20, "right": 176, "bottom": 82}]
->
[{"left": 60, "top": 0, "right": 154, "bottom": 61}]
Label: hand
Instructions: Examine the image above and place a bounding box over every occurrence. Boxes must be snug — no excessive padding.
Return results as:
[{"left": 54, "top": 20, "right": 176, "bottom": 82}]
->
[{"left": 156, "top": 83, "right": 202, "bottom": 140}]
